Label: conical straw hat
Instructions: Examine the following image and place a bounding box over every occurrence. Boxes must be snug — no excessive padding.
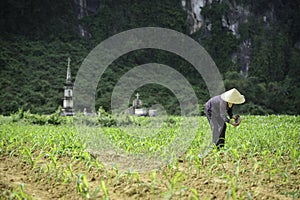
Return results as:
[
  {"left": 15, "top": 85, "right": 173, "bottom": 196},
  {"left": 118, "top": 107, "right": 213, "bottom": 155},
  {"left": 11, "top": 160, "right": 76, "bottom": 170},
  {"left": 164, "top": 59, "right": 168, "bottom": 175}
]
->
[{"left": 221, "top": 88, "right": 245, "bottom": 104}]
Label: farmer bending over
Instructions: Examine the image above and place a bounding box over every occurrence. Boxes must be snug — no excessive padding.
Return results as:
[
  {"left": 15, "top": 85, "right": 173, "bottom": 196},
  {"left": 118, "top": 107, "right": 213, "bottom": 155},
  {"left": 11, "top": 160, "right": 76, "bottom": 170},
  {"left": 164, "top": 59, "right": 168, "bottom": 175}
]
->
[{"left": 205, "top": 88, "right": 245, "bottom": 149}]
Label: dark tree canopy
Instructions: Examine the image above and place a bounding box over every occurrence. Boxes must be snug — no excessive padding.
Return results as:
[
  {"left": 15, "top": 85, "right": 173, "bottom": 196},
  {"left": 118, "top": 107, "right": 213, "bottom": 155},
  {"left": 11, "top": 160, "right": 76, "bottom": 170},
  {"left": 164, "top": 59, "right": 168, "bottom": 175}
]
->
[{"left": 0, "top": 0, "right": 299, "bottom": 115}]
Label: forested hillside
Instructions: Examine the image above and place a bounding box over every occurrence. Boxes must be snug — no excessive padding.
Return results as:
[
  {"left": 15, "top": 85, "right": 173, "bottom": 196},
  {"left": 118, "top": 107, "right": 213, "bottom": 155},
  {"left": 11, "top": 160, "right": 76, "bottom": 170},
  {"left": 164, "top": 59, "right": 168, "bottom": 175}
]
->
[{"left": 1, "top": 0, "right": 299, "bottom": 115}]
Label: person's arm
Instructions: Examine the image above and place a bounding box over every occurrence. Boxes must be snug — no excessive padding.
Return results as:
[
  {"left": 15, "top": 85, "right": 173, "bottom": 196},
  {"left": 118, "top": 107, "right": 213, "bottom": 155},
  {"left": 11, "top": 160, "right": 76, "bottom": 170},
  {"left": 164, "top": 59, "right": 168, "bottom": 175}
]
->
[
  {"left": 227, "top": 107, "right": 233, "bottom": 119},
  {"left": 225, "top": 104, "right": 240, "bottom": 126},
  {"left": 219, "top": 100, "right": 230, "bottom": 123},
  {"left": 228, "top": 107, "right": 241, "bottom": 126}
]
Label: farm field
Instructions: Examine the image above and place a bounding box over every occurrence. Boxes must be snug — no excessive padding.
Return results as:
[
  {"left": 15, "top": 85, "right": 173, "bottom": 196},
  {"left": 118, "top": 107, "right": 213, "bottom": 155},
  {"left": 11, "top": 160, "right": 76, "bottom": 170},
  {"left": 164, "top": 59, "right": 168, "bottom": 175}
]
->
[{"left": 0, "top": 115, "right": 299, "bottom": 199}]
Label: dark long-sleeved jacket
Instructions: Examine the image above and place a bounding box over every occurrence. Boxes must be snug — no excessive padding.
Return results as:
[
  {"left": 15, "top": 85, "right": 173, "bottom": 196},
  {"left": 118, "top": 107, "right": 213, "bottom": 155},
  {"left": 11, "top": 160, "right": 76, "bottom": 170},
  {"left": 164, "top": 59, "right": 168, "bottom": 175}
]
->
[{"left": 205, "top": 95, "right": 233, "bottom": 123}]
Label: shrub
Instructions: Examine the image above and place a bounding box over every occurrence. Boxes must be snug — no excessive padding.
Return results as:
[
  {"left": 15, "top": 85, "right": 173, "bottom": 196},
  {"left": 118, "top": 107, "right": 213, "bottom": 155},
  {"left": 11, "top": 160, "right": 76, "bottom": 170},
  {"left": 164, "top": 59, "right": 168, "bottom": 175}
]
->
[{"left": 97, "top": 107, "right": 116, "bottom": 127}]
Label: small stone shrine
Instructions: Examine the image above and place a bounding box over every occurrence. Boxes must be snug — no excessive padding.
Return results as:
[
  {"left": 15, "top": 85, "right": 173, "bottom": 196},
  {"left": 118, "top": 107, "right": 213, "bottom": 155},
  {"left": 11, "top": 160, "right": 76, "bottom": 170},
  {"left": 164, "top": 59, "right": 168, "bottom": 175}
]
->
[{"left": 132, "top": 93, "right": 147, "bottom": 116}]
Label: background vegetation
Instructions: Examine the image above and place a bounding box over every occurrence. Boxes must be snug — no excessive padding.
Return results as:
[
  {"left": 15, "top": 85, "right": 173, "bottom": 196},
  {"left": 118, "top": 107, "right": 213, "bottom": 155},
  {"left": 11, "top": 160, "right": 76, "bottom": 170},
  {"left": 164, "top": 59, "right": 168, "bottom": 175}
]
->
[{"left": 0, "top": 0, "right": 299, "bottom": 115}]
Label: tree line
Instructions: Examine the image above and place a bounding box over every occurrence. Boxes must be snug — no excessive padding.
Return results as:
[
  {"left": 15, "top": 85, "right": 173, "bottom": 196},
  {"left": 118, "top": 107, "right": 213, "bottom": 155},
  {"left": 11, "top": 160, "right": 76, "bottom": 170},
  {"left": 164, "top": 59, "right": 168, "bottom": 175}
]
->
[{"left": 0, "top": 0, "right": 299, "bottom": 115}]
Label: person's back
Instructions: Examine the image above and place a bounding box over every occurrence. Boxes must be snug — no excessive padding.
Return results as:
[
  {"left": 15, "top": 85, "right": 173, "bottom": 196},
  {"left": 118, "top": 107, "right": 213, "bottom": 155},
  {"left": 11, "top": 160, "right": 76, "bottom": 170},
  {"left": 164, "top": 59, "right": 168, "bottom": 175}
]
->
[{"left": 204, "top": 88, "right": 245, "bottom": 149}]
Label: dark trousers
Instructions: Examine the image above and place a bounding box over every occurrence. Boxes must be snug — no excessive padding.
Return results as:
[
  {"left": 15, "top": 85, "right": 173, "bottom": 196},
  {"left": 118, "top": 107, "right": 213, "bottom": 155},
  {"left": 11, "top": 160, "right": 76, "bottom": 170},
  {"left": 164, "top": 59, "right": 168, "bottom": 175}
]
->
[
  {"left": 216, "top": 123, "right": 226, "bottom": 148},
  {"left": 205, "top": 108, "right": 226, "bottom": 149}
]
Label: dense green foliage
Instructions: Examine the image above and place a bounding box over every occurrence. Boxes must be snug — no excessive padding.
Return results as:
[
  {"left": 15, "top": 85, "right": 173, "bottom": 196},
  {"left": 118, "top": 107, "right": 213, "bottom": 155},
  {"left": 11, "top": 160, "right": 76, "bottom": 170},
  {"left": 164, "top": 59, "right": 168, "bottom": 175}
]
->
[{"left": 0, "top": 0, "right": 299, "bottom": 115}]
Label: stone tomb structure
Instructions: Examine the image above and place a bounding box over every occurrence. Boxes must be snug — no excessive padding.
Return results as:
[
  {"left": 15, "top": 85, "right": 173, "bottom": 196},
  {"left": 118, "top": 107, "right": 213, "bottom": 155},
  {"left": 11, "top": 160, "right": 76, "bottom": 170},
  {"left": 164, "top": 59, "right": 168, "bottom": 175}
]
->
[
  {"left": 61, "top": 58, "right": 75, "bottom": 116},
  {"left": 129, "top": 93, "right": 156, "bottom": 117}
]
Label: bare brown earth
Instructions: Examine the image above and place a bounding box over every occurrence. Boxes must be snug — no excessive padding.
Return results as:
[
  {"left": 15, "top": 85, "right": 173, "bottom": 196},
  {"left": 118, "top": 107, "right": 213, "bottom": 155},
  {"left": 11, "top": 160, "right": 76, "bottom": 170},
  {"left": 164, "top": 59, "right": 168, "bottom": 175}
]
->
[{"left": 0, "top": 151, "right": 299, "bottom": 199}]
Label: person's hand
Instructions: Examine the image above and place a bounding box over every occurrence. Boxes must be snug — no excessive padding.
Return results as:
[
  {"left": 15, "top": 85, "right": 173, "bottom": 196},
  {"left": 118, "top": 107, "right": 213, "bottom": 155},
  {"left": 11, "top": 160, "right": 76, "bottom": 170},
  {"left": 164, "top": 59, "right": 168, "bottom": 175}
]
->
[
  {"left": 230, "top": 115, "right": 242, "bottom": 126},
  {"left": 232, "top": 115, "right": 240, "bottom": 120},
  {"left": 230, "top": 121, "right": 240, "bottom": 126}
]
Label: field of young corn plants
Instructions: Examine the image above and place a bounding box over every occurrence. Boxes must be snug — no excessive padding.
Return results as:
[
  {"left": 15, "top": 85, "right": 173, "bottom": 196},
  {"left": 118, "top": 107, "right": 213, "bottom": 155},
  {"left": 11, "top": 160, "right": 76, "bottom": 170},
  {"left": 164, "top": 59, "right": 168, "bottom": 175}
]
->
[{"left": 0, "top": 115, "right": 299, "bottom": 199}]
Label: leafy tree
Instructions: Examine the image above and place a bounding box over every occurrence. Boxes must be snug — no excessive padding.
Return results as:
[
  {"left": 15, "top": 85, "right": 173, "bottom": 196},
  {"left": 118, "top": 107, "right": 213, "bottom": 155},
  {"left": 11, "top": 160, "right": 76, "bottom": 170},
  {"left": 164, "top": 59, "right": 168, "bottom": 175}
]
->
[{"left": 0, "top": 0, "right": 299, "bottom": 115}]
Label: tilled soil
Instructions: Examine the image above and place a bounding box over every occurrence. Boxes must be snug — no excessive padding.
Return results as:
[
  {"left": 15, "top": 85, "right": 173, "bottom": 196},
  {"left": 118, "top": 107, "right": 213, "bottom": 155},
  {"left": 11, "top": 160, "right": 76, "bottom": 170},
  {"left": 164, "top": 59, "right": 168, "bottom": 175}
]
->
[{"left": 1, "top": 152, "right": 299, "bottom": 199}]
